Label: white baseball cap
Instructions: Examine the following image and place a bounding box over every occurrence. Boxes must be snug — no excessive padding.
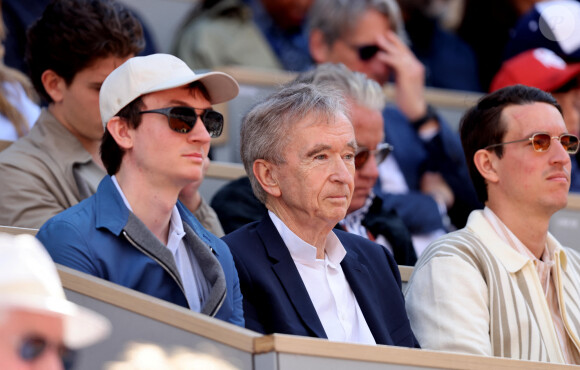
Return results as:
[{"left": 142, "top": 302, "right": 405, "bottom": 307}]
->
[
  {"left": 0, "top": 233, "right": 111, "bottom": 349},
  {"left": 99, "top": 53, "right": 240, "bottom": 128}
]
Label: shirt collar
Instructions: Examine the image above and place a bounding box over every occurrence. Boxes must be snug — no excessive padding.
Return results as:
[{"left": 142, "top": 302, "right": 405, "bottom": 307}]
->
[
  {"left": 269, "top": 211, "right": 346, "bottom": 266},
  {"left": 111, "top": 175, "right": 185, "bottom": 248},
  {"left": 475, "top": 207, "right": 565, "bottom": 271}
]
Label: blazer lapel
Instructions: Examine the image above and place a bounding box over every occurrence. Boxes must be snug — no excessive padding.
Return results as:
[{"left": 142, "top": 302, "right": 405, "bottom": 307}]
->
[
  {"left": 340, "top": 246, "right": 392, "bottom": 345},
  {"left": 257, "top": 217, "right": 328, "bottom": 338}
]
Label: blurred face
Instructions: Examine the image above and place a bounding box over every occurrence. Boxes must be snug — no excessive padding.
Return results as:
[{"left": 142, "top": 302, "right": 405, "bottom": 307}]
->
[
  {"left": 319, "top": 9, "right": 392, "bottom": 85},
  {"left": 0, "top": 310, "right": 65, "bottom": 370},
  {"left": 261, "top": 0, "right": 313, "bottom": 30},
  {"left": 57, "top": 55, "right": 130, "bottom": 145},
  {"left": 128, "top": 86, "right": 212, "bottom": 190},
  {"left": 553, "top": 88, "right": 580, "bottom": 137},
  {"left": 348, "top": 103, "right": 385, "bottom": 213},
  {"left": 491, "top": 102, "right": 571, "bottom": 214},
  {"left": 271, "top": 112, "right": 356, "bottom": 230}
]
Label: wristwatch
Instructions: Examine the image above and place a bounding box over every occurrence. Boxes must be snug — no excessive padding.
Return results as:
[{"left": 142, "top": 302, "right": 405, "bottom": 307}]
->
[{"left": 410, "top": 104, "right": 437, "bottom": 130}]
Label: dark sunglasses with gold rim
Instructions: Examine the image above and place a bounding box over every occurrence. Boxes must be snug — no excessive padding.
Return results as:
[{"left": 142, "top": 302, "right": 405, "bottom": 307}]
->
[
  {"left": 355, "top": 142, "right": 393, "bottom": 169},
  {"left": 139, "top": 106, "right": 224, "bottom": 138}
]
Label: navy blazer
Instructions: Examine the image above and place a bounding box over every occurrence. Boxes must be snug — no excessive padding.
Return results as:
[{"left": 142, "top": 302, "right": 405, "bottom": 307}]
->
[{"left": 222, "top": 215, "right": 419, "bottom": 348}]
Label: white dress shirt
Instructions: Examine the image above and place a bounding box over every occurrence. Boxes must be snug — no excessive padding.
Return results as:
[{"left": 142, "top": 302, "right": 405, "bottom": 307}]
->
[
  {"left": 269, "top": 211, "right": 375, "bottom": 345},
  {"left": 111, "top": 175, "right": 210, "bottom": 311}
]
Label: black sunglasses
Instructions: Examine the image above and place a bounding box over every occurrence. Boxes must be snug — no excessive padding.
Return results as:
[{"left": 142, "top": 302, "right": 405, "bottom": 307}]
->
[
  {"left": 485, "top": 132, "right": 580, "bottom": 154},
  {"left": 18, "top": 335, "right": 75, "bottom": 366},
  {"left": 346, "top": 43, "right": 380, "bottom": 61},
  {"left": 139, "top": 106, "right": 224, "bottom": 138},
  {"left": 355, "top": 142, "right": 393, "bottom": 169}
]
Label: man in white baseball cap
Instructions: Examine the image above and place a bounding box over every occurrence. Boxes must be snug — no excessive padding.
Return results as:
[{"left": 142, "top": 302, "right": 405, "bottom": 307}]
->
[
  {"left": 37, "top": 53, "right": 244, "bottom": 326},
  {"left": 0, "top": 233, "right": 110, "bottom": 369}
]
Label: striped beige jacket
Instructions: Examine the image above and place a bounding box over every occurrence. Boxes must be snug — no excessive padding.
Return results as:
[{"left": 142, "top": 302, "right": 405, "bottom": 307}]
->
[{"left": 405, "top": 210, "right": 580, "bottom": 363}]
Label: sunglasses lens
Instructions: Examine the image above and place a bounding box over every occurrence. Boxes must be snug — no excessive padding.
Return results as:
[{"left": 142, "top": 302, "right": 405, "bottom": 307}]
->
[
  {"left": 355, "top": 150, "right": 370, "bottom": 169},
  {"left": 168, "top": 107, "right": 196, "bottom": 133},
  {"left": 376, "top": 144, "right": 393, "bottom": 165},
  {"left": 358, "top": 45, "right": 379, "bottom": 61},
  {"left": 562, "top": 134, "right": 580, "bottom": 153},
  {"left": 201, "top": 110, "right": 224, "bottom": 138},
  {"left": 532, "top": 133, "right": 551, "bottom": 151},
  {"left": 19, "top": 336, "right": 47, "bottom": 361}
]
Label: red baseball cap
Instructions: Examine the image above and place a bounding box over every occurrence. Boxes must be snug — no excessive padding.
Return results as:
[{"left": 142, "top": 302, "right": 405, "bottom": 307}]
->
[{"left": 490, "top": 48, "right": 580, "bottom": 93}]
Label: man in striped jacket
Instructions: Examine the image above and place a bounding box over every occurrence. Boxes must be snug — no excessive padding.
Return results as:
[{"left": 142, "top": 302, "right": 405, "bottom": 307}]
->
[{"left": 405, "top": 84, "right": 580, "bottom": 364}]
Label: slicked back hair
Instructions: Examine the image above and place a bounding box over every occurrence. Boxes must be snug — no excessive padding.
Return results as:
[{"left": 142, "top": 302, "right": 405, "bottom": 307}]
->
[{"left": 460, "top": 84, "right": 562, "bottom": 203}]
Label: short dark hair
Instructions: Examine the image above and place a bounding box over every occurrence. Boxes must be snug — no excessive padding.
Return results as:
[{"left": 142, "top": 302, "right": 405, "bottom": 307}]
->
[
  {"left": 101, "top": 97, "right": 144, "bottom": 175},
  {"left": 460, "top": 84, "right": 562, "bottom": 203},
  {"left": 26, "top": 0, "right": 145, "bottom": 103},
  {"left": 100, "top": 82, "right": 211, "bottom": 175}
]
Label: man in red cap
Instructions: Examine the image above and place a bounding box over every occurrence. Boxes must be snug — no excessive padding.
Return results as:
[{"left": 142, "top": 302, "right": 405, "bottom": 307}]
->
[{"left": 491, "top": 47, "right": 580, "bottom": 191}]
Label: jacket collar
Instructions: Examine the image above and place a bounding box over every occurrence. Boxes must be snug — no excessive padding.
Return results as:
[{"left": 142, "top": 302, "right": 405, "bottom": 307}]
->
[
  {"left": 467, "top": 210, "right": 567, "bottom": 272},
  {"left": 256, "top": 215, "right": 327, "bottom": 338},
  {"left": 94, "top": 176, "right": 226, "bottom": 313},
  {"left": 256, "top": 215, "right": 388, "bottom": 343}
]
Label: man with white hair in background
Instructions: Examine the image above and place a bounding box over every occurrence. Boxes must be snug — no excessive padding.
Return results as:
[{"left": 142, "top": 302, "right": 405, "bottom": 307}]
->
[{"left": 0, "top": 233, "right": 110, "bottom": 369}]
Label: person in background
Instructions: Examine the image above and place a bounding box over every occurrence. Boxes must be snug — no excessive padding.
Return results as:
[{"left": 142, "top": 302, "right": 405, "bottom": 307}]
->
[
  {"left": 502, "top": 0, "right": 580, "bottom": 65},
  {"left": 212, "top": 63, "right": 416, "bottom": 265},
  {"left": 38, "top": 53, "right": 244, "bottom": 326},
  {"left": 0, "top": 232, "right": 110, "bottom": 369},
  {"left": 0, "top": 0, "right": 223, "bottom": 236},
  {"left": 456, "top": 0, "right": 542, "bottom": 91},
  {"left": 0, "top": 0, "right": 40, "bottom": 141},
  {"left": 396, "top": 0, "right": 480, "bottom": 92},
  {"left": 222, "top": 80, "right": 418, "bottom": 346},
  {"left": 490, "top": 48, "right": 580, "bottom": 192},
  {"left": 174, "top": 0, "right": 313, "bottom": 72},
  {"left": 1, "top": 0, "right": 157, "bottom": 75},
  {"left": 405, "top": 85, "right": 580, "bottom": 364},
  {"left": 0, "top": 0, "right": 144, "bottom": 228},
  {"left": 308, "top": 0, "right": 481, "bottom": 256}
]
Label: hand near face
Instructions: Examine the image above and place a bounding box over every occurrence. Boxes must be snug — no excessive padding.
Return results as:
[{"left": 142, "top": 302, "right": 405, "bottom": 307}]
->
[
  {"left": 420, "top": 171, "right": 454, "bottom": 209},
  {"left": 178, "top": 156, "right": 210, "bottom": 212},
  {"left": 376, "top": 31, "right": 427, "bottom": 121}
]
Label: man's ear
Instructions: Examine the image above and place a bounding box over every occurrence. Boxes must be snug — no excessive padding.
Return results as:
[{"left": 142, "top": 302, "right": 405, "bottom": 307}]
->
[
  {"left": 41, "top": 70, "right": 66, "bottom": 103},
  {"left": 473, "top": 149, "right": 499, "bottom": 184},
  {"left": 309, "top": 29, "right": 330, "bottom": 64},
  {"left": 253, "top": 159, "right": 281, "bottom": 198},
  {"left": 106, "top": 117, "right": 134, "bottom": 150}
]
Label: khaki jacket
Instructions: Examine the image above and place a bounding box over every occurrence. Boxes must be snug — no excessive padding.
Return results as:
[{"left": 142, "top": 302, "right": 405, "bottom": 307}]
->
[{"left": 0, "top": 109, "right": 103, "bottom": 228}]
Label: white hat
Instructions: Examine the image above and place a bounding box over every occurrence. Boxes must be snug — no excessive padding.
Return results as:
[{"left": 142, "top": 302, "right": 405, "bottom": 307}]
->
[
  {"left": 0, "top": 233, "right": 111, "bottom": 349},
  {"left": 99, "top": 53, "right": 240, "bottom": 127}
]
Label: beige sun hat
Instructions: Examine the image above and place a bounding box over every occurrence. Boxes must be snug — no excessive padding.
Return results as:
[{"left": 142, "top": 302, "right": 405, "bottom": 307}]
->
[
  {"left": 0, "top": 233, "right": 111, "bottom": 349},
  {"left": 99, "top": 53, "right": 240, "bottom": 128}
]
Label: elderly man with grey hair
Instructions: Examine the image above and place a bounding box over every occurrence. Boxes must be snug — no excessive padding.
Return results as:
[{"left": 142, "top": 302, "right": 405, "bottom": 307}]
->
[
  {"left": 221, "top": 80, "right": 419, "bottom": 347},
  {"left": 308, "top": 0, "right": 481, "bottom": 255},
  {"left": 213, "top": 63, "right": 416, "bottom": 265}
]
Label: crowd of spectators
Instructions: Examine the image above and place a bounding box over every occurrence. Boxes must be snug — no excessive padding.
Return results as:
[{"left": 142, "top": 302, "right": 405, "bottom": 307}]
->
[{"left": 2, "top": 0, "right": 580, "bottom": 368}]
